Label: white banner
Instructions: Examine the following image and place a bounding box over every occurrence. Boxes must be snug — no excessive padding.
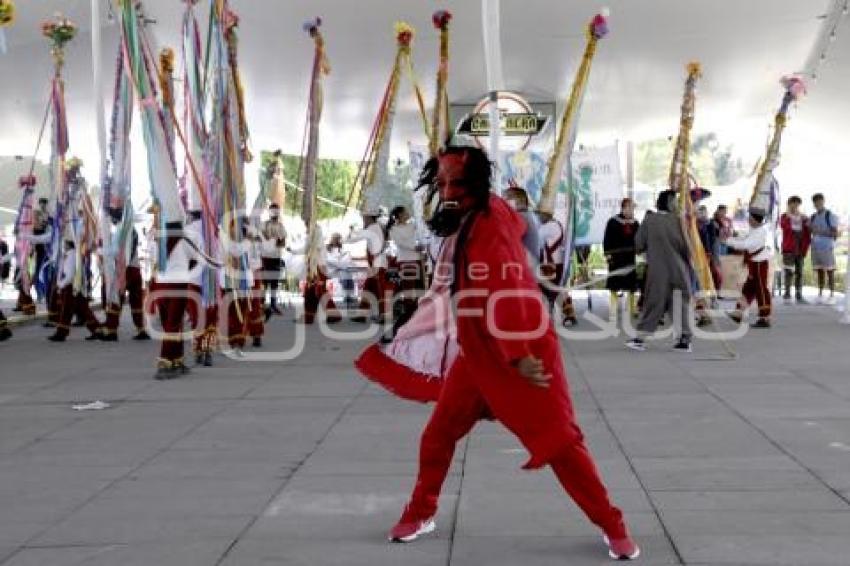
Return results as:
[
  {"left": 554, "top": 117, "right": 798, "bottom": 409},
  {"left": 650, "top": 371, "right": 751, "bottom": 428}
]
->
[{"left": 568, "top": 144, "right": 623, "bottom": 246}]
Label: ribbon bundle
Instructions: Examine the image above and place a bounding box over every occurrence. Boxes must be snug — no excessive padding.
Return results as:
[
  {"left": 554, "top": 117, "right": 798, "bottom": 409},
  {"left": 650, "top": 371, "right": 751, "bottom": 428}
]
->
[
  {"left": 100, "top": 38, "right": 136, "bottom": 306},
  {"left": 349, "top": 22, "right": 431, "bottom": 214},
  {"left": 182, "top": 0, "right": 219, "bottom": 307},
  {"left": 208, "top": 0, "right": 251, "bottom": 293},
  {"left": 13, "top": 176, "right": 36, "bottom": 307},
  {"left": 42, "top": 14, "right": 75, "bottom": 297}
]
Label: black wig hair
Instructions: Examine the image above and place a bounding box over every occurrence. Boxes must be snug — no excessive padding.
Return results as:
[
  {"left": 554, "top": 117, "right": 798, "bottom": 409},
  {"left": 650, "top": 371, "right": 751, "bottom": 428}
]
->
[
  {"left": 656, "top": 190, "right": 677, "bottom": 212},
  {"left": 415, "top": 145, "right": 493, "bottom": 213},
  {"left": 385, "top": 205, "right": 407, "bottom": 236}
]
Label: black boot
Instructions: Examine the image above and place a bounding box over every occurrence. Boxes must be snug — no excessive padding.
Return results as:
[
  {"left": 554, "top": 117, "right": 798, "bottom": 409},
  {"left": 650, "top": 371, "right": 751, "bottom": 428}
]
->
[
  {"left": 252, "top": 336, "right": 262, "bottom": 348},
  {"left": 0, "top": 328, "right": 12, "bottom": 342}
]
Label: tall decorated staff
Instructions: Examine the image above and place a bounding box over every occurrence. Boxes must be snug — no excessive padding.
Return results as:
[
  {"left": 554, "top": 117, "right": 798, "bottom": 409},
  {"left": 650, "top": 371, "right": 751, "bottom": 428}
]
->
[
  {"left": 539, "top": 9, "right": 609, "bottom": 216},
  {"left": 429, "top": 10, "right": 452, "bottom": 156},
  {"left": 209, "top": 0, "right": 250, "bottom": 294},
  {"left": 182, "top": 0, "right": 210, "bottom": 214},
  {"left": 116, "top": 0, "right": 185, "bottom": 264},
  {"left": 100, "top": 42, "right": 136, "bottom": 309},
  {"left": 182, "top": 0, "right": 219, "bottom": 344},
  {"left": 0, "top": 0, "right": 15, "bottom": 54},
  {"left": 41, "top": 14, "right": 76, "bottom": 315},
  {"left": 749, "top": 76, "right": 806, "bottom": 219},
  {"left": 349, "top": 22, "right": 431, "bottom": 213},
  {"left": 300, "top": 17, "right": 330, "bottom": 283},
  {"left": 70, "top": 160, "right": 100, "bottom": 295},
  {"left": 538, "top": 9, "right": 609, "bottom": 312},
  {"left": 670, "top": 63, "right": 716, "bottom": 318}
]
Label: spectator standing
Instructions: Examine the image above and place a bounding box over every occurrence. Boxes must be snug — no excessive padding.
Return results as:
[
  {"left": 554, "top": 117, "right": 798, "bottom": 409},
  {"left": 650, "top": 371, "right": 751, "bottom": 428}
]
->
[
  {"left": 779, "top": 196, "right": 811, "bottom": 304},
  {"left": 810, "top": 193, "right": 839, "bottom": 304}
]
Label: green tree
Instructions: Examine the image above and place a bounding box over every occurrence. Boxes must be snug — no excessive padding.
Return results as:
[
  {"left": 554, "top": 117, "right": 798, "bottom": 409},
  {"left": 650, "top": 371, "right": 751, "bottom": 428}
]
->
[
  {"left": 259, "top": 150, "right": 359, "bottom": 220},
  {"left": 636, "top": 134, "right": 747, "bottom": 189},
  {"left": 259, "top": 151, "right": 414, "bottom": 220}
]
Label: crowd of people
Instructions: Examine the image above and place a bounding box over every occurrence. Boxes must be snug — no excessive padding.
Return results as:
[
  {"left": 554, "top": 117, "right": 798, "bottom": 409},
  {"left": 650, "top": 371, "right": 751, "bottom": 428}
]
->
[
  {"left": 1, "top": 177, "right": 843, "bottom": 357},
  {"left": 600, "top": 189, "right": 842, "bottom": 352},
  {"left": 0, "top": 186, "right": 440, "bottom": 370},
  {"left": 4, "top": 139, "right": 846, "bottom": 561}
]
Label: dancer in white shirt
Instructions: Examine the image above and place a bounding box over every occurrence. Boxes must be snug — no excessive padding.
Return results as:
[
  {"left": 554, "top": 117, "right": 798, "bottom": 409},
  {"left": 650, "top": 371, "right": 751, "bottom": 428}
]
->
[{"left": 727, "top": 210, "right": 773, "bottom": 328}]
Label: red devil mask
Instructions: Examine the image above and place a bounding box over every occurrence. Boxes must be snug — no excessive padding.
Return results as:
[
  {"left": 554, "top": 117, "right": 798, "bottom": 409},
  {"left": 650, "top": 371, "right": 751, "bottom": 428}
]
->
[{"left": 436, "top": 151, "right": 474, "bottom": 208}]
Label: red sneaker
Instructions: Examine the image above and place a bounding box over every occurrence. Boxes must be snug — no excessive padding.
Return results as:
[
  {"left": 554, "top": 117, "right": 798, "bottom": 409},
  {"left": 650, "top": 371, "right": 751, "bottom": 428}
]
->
[
  {"left": 604, "top": 534, "right": 641, "bottom": 560},
  {"left": 388, "top": 506, "right": 436, "bottom": 543}
]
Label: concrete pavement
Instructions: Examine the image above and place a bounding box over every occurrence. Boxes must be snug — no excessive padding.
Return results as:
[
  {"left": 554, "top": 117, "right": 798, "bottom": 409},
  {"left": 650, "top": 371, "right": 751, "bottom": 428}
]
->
[{"left": 0, "top": 299, "right": 849, "bottom": 565}]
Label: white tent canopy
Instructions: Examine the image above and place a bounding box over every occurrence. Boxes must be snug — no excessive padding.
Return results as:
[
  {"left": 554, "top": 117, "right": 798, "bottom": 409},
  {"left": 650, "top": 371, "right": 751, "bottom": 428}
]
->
[{"left": 0, "top": 0, "right": 848, "bottom": 207}]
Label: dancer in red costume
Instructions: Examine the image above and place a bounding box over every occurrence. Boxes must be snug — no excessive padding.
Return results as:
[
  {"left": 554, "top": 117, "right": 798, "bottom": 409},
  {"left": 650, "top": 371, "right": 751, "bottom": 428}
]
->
[{"left": 355, "top": 146, "right": 639, "bottom": 561}]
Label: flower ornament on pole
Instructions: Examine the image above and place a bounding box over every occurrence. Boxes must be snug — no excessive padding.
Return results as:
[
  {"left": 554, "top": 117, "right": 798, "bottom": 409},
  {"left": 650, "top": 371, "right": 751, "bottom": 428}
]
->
[
  {"left": 590, "top": 7, "right": 610, "bottom": 39},
  {"left": 781, "top": 75, "right": 807, "bottom": 103},
  {"left": 0, "top": 0, "right": 15, "bottom": 54},
  {"left": 41, "top": 12, "right": 77, "bottom": 69},
  {"left": 395, "top": 21, "right": 414, "bottom": 49}
]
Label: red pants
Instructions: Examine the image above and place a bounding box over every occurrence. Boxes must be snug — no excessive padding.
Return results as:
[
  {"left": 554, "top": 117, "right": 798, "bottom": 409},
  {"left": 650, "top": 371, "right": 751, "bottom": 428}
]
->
[
  {"left": 154, "top": 282, "right": 188, "bottom": 366},
  {"left": 54, "top": 287, "right": 101, "bottom": 338},
  {"left": 738, "top": 260, "right": 771, "bottom": 320},
  {"left": 15, "top": 290, "right": 36, "bottom": 315},
  {"left": 407, "top": 357, "right": 626, "bottom": 539},
  {"left": 247, "top": 275, "right": 265, "bottom": 338},
  {"left": 562, "top": 294, "right": 576, "bottom": 319},
  {"left": 225, "top": 291, "right": 249, "bottom": 348},
  {"left": 360, "top": 267, "right": 391, "bottom": 317},
  {"left": 303, "top": 271, "right": 340, "bottom": 324},
  {"left": 396, "top": 261, "right": 423, "bottom": 292},
  {"left": 104, "top": 266, "right": 146, "bottom": 335},
  {"left": 47, "top": 286, "right": 60, "bottom": 324},
  {"left": 185, "top": 284, "right": 203, "bottom": 330}
]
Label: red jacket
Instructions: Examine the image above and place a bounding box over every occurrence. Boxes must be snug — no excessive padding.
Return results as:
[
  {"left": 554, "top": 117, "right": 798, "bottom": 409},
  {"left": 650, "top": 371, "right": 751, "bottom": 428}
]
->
[
  {"left": 779, "top": 213, "right": 811, "bottom": 256},
  {"left": 357, "top": 195, "right": 581, "bottom": 469}
]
